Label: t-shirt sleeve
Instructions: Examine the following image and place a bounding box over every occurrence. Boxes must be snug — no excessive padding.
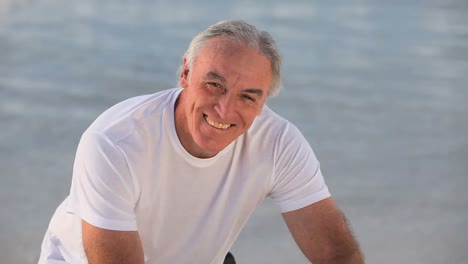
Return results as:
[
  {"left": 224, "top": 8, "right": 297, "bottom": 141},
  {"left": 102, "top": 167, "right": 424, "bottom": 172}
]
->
[
  {"left": 270, "top": 123, "right": 331, "bottom": 213},
  {"left": 66, "top": 131, "right": 138, "bottom": 231}
]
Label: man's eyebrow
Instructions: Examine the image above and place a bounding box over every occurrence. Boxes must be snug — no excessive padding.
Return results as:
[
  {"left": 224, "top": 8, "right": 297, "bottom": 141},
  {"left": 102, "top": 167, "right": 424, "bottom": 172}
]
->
[
  {"left": 243, "top": 88, "right": 264, "bottom": 96},
  {"left": 205, "top": 71, "right": 226, "bottom": 83},
  {"left": 205, "top": 71, "right": 264, "bottom": 96}
]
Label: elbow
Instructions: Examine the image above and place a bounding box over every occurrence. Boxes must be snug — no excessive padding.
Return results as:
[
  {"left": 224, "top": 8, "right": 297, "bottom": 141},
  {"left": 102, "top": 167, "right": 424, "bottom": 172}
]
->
[
  {"left": 310, "top": 244, "right": 365, "bottom": 264},
  {"left": 329, "top": 246, "right": 365, "bottom": 264}
]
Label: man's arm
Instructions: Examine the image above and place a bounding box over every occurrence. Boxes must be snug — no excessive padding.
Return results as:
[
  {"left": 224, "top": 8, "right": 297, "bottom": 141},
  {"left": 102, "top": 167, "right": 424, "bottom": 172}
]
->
[
  {"left": 82, "top": 220, "right": 145, "bottom": 264},
  {"left": 282, "top": 197, "right": 364, "bottom": 263}
]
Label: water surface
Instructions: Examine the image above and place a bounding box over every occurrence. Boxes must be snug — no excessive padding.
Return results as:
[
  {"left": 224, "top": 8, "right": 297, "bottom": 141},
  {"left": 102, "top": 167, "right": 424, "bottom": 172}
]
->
[{"left": 1, "top": 0, "right": 467, "bottom": 263}]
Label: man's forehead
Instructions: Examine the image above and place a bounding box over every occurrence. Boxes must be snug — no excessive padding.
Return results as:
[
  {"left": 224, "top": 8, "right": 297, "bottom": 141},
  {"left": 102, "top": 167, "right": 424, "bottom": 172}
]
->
[
  {"left": 200, "top": 37, "right": 255, "bottom": 57},
  {"left": 193, "top": 37, "right": 272, "bottom": 93},
  {"left": 204, "top": 36, "right": 245, "bottom": 48}
]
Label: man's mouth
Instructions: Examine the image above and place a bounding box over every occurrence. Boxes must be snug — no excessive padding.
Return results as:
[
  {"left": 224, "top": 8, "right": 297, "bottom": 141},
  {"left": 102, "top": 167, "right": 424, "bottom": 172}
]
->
[{"left": 203, "top": 114, "right": 232, "bottom": 130}]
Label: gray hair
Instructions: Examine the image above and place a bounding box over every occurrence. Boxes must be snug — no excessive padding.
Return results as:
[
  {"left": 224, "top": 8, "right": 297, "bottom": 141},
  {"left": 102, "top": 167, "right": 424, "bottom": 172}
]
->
[{"left": 179, "top": 20, "right": 282, "bottom": 97}]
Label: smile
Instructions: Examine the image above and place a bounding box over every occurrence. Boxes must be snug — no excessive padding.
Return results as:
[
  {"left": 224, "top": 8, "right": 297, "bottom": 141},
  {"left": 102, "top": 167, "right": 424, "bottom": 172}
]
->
[{"left": 203, "top": 114, "right": 232, "bottom": 130}]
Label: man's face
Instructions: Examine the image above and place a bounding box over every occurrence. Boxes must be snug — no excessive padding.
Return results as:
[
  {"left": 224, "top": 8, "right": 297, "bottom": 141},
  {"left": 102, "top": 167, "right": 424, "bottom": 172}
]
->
[{"left": 176, "top": 37, "right": 272, "bottom": 158}]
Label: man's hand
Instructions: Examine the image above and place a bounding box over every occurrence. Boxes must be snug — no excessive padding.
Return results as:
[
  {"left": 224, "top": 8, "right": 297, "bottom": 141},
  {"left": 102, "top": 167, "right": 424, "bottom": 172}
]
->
[
  {"left": 282, "top": 197, "right": 364, "bottom": 263},
  {"left": 82, "top": 220, "right": 145, "bottom": 264}
]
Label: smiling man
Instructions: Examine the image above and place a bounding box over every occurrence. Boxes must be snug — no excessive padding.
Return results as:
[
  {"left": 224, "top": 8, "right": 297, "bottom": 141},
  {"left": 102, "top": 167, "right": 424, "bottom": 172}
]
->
[
  {"left": 39, "top": 20, "right": 364, "bottom": 264},
  {"left": 176, "top": 36, "right": 272, "bottom": 158}
]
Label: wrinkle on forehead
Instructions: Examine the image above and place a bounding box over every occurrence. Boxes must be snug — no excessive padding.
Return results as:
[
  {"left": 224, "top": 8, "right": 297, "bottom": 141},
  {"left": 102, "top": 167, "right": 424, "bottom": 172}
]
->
[
  {"left": 203, "top": 37, "right": 260, "bottom": 58},
  {"left": 194, "top": 37, "right": 273, "bottom": 93}
]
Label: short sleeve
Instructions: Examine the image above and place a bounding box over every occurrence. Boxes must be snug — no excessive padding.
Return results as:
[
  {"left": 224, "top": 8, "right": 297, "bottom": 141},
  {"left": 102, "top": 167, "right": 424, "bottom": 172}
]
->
[
  {"left": 270, "top": 123, "right": 331, "bottom": 213},
  {"left": 66, "top": 131, "right": 138, "bottom": 231}
]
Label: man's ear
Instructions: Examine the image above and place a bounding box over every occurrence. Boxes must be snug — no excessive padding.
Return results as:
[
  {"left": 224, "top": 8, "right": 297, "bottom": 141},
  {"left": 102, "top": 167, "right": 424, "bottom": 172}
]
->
[{"left": 179, "top": 57, "right": 190, "bottom": 88}]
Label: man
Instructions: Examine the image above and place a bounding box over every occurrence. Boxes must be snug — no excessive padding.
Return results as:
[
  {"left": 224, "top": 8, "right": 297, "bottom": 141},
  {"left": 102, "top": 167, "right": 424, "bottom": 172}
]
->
[{"left": 39, "top": 20, "right": 364, "bottom": 263}]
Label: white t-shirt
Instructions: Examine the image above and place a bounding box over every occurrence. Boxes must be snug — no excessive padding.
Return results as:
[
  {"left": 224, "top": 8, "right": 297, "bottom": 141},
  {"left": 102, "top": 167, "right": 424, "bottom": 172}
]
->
[{"left": 39, "top": 88, "right": 330, "bottom": 264}]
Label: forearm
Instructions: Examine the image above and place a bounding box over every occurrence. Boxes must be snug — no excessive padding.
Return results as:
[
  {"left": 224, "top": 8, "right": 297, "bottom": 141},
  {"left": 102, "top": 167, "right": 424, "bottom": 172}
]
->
[
  {"left": 302, "top": 236, "right": 364, "bottom": 264},
  {"left": 283, "top": 198, "right": 365, "bottom": 264},
  {"left": 322, "top": 243, "right": 364, "bottom": 264},
  {"left": 309, "top": 216, "right": 364, "bottom": 264},
  {"left": 344, "top": 248, "right": 365, "bottom": 264}
]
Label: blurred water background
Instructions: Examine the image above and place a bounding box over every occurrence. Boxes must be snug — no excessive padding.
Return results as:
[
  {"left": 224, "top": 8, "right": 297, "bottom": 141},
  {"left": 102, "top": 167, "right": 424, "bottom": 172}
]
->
[{"left": 1, "top": 0, "right": 467, "bottom": 263}]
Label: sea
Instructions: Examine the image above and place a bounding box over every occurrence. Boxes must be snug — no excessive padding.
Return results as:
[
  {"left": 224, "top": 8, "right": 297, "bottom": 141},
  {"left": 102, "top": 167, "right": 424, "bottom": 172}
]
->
[{"left": 1, "top": 0, "right": 467, "bottom": 263}]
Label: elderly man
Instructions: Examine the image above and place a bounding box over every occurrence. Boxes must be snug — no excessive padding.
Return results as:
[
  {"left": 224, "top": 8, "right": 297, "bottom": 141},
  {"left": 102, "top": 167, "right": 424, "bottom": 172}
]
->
[{"left": 39, "top": 20, "right": 364, "bottom": 263}]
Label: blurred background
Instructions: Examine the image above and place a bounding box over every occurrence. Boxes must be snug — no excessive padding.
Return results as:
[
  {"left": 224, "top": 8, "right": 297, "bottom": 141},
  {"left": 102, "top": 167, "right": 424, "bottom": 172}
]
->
[{"left": 1, "top": 0, "right": 467, "bottom": 263}]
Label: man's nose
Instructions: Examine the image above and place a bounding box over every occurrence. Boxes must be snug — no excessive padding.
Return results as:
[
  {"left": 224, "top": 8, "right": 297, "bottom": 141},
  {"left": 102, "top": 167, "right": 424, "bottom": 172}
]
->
[{"left": 214, "top": 94, "right": 235, "bottom": 120}]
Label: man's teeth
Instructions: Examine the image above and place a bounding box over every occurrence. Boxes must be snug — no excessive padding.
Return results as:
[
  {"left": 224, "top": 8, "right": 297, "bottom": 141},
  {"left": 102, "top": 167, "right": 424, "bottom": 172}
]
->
[{"left": 205, "top": 116, "right": 231, "bottom": 129}]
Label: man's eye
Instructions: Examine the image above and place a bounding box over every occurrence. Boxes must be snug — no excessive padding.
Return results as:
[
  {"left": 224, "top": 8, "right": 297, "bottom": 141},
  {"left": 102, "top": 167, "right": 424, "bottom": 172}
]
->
[
  {"left": 242, "top": 95, "right": 255, "bottom": 102},
  {"left": 207, "top": 82, "right": 226, "bottom": 94},
  {"left": 208, "top": 82, "right": 221, "bottom": 89}
]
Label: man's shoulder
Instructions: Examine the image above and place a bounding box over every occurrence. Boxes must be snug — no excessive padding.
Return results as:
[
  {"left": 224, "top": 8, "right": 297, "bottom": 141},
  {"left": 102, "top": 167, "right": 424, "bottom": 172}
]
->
[
  {"left": 252, "top": 105, "right": 293, "bottom": 134},
  {"left": 109, "top": 88, "right": 180, "bottom": 116},
  {"left": 86, "top": 88, "right": 181, "bottom": 142},
  {"left": 248, "top": 105, "right": 307, "bottom": 147}
]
